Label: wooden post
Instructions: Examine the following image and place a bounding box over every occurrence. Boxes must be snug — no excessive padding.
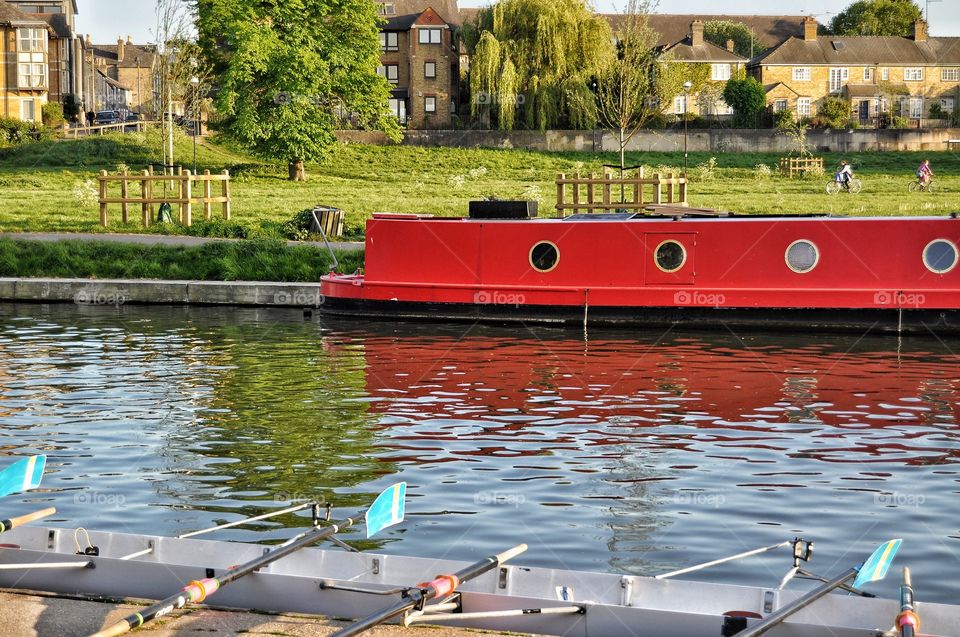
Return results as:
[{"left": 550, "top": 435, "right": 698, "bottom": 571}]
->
[
  {"left": 586, "top": 173, "right": 595, "bottom": 213},
  {"left": 632, "top": 173, "right": 641, "bottom": 209},
  {"left": 679, "top": 175, "right": 688, "bottom": 206},
  {"left": 222, "top": 169, "right": 231, "bottom": 220},
  {"left": 147, "top": 164, "right": 155, "bottom": 221},
  {"left": 120, "top": 170, "right": 129, "bottom": 223},
  {"left": 556, "top": 173, "right": 565, "bottom": 218},
  {"left": 653, "top": 173, "right": 662, "bottom": 205},
  {"left": 571, "top": 174, "right": 580, "bottom": 215},
  {"left": 203, "top": 169, "right": 212, "bottom": 220},
  {"left": 182, "top": 169, "right": 193, "bottom": 227},
  {"left": 99, "top": 170, "right": 108, "bottom": 227},
  {"left": 602, "top": 172, "right": 611, "bottom": 211},
  {"left": 141, "top": 170, "right": 150, "bottom": 226},
  {"left": 666, "top": 172, "right": 675, "bottom": 203}
]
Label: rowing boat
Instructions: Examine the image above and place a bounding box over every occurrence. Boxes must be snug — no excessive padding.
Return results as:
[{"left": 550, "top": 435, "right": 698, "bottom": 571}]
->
[{"left": 0, "top": 525, "right": 957, "bottom": 636}]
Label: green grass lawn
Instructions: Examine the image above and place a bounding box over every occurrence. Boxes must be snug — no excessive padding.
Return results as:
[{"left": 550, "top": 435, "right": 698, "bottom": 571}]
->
[{"left": 1, "top": 130, "right": 959, "bottom": 236}]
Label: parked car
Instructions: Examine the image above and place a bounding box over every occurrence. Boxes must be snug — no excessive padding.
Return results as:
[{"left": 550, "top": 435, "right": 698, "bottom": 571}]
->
[
  {"left": 94, "top": 111, "right": 121, "bottom": 125},
  {"left": 123, "top": 112, "right": 143, "bottom": 131}
]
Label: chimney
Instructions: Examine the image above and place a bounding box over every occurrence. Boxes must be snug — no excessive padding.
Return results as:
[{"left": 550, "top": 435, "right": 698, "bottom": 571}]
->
[
  {"left": 84, "top": 33, "right": 91, "bottom": 47},
  {"left": 726, "top": 39, "right": 735, "bottom": 53},
  {"left": 803, "top": 16, "right": 817, "bottom": 41},
  {"left": 913, "top": 19, "right": 927, "bottom": 42},
  {"left": 117, "top": 37, "right": 125, "bottom": 62},
  {"left": 127, "top": 35, "right": 133, "bottom": 45},
  {"left": 690, "top": 20, "right": 704, "bottom": 47}
]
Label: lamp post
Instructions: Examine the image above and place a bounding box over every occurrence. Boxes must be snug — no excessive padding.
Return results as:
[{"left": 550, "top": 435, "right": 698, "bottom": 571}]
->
[
  {"left": 190, "top": 75, "right": 199, "bottom": 174},
  {"left": 682, "top": 80, "right": 692, "bottom": 177}
]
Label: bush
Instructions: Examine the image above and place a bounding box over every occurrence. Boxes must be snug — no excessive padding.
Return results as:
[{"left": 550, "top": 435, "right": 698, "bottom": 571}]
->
[
  {"left": 722, "top": 78, "right": 766, "bottom": 128},
  {"left": 42, "top": 102, "right": 65, "bottom": 128},
  {"left": 929, "top": 103, "right": 948, "bottom": 120},
  {"left": 773, "top": 109, "right": 795, "bottom": 129},
  {"left": 0, "top": 117, "right": 33, "bottom": 145},
  {"left": 816, "top": 97, "right": 852, "bottom": 129},
  {"left": 891, "top": 115, "right": 911, "bottom": 129}
]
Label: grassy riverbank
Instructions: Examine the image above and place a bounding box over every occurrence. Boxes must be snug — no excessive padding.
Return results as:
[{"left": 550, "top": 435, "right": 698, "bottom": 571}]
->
[
  {"left": 0, "top": 238, "right": 362, "bottom": 281},
  {"left": 1, "top": 130, "right": 958, "bottom": 237}
]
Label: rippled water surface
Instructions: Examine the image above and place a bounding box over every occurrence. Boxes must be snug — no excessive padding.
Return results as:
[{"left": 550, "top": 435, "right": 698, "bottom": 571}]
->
[{"left": 1, "top": 304, "right": 958, "bottom": 602}]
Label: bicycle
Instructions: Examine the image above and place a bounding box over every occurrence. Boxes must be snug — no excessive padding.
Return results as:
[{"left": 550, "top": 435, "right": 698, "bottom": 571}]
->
[
  {"left": 907, "top": 178, "right": 936, "bottom": 193},
  {"left": 825, "top": 178, "right": 862, "bottom": 194}
]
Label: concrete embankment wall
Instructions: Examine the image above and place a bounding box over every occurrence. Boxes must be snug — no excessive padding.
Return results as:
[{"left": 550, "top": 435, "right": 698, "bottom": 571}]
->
[
  {"left": 337, "top": 128, "right": 960, "bottom": 153},
  {"left": 0, "top": 278, "right": 326, "bottom": 307}
]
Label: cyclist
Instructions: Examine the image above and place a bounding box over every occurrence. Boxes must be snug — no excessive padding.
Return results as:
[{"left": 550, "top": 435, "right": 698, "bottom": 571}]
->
[
  {"left": 916, "top": 159, "right": 933, "bottom": 188},
  {"left": 835, "top": 161, "right": 854, "bottom": 191}
]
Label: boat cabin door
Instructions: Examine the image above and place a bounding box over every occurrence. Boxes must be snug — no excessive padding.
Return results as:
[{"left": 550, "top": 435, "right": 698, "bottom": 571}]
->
[{"left": 644, "top": 233, "right": 696, "bottom": 285}]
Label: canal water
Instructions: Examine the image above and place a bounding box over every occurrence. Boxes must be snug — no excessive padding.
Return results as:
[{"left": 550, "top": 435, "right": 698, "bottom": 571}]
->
[{"left": 0, "top": 303, "right": 957, "bottom": 603}]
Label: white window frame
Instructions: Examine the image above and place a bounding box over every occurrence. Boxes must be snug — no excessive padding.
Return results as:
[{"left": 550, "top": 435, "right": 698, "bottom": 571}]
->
[
  {"left": 902, "top": 96, "right": 923, "bottom": 119},
  {"left": 379, "top": 32, "right": 398, "bottom": 51},
  {"left": 792, "top": 67, "right": 811, "bottom": 81},
  {"left": 424, "top": 95, "right": 436, "bottom": 113},
  {"left": 773, "top": 99, "right": 788, "bottom": 112},
  {"left": 17, "top": 28, "right": 46, "bottom": 53},
  {"left": 797, "top": 97, "right": 812, "bottom": 117},
  {"left": 711, "top": 64, "right": 731, "bottom": 81},
  {"left": 829, "top": 68, "right": 849, "bottom": 93},
  {"left": 16, "top": 28, "right": 47, "bottom": 90},
  {"left": 418, "top": 28, "right": 441, "bottom": 44},
  {"left": 424, "top": 61, "right": 436, "bottom": 78},
  {"left": 20, "top": 99, "right": 36, "bottom": 122},
  {"left": 904, "top": 67, "right": 923, "bottom": 81},
  {"left": 941, "top": 97, "right": 955, "bottom": 113},
  {"left": 673, "top": 95, "right": 686, "bottom": 114},
  {"left": 881, "top": 67, "right": 890, "bottom": 81},
  {"left": 863, "top": 67, "right": 873, "bottom": 81},
  {"left": 388, "top": 98, "right": 406, "bottom": 123},
  {"left": 941, "top": 68, "right": 960, "bottom": 82}
]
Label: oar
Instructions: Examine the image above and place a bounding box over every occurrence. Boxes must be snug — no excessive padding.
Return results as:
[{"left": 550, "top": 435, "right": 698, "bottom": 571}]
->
[
  {"left": 89, "top": 483, "right": 406, "bottom": 637},
  {"left": 738, "top": 538, "right": 902, "bottom": 637},
  {"left": 330, "top": 543, "right": 528, "bottom": 637},
  {"left": 0, "top": 507, "right": 56, "bottom": 533},
  {"left": 896, "top": 567, "right": 919, "bottom": 637},
  {"left": 0, "top": 455, "right": 46, "bottom": 497}
]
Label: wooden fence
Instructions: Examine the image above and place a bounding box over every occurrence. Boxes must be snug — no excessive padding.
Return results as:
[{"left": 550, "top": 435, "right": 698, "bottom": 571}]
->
[
  {"left": 778, "top": 156, "right": 824, "bottom": 178},
  {"left": 66, "top": 120, "right": 158, "bottom": 138},
  {"left": 98, "top": 167, "right": 231, "bottom": 228},
  {"left": 555, "top": 171, "right": 688, "bottom": 217}
]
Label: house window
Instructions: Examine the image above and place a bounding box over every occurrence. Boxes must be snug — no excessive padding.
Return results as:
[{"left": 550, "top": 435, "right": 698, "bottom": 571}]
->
[
  {"left": 904, "top": 67, "right": 923, "bottom": 81},
  {"left": 774, "top": 99, "right": 788, "bottom": 112},
  {"left": 902, "top": 96, "right": 923, "bottom": 118},
  {"left": 424, "top": 95, "right": 436, "bottom": 113},
  {"left": 424, "top": 61, "right": 436, "bottom": 78},
  {"left": 16, "top": 28, "right": 47, "bottom": 90},
  {"left": 792, "top": 67, "right": 811, "bottom": 81},
  {"left": 377, "top": 64, "right": 399, "bottom": 84},
  {"left": 388, "top": 98, "right": 406, "bottom": 123},
  {"left": 797, "top": 97, "right": 812, "bottom": 117},
  {"left": 942, "top": 68, "right": 960, "bottom": 82},
  {"left": 20, "top": 99, "right": 36, "bottom": 122},
  {"left": 881, "top": 67, "right": 890, "bottom": 81},
  {"left": 418, "top": 28, "right": 441, "bottom": 44},
  {"left": 863, "top": 67, "right": 874, "bottom": 81},
  {"left": 941, "top": 98, "right": 955, "bottom": 113},
  {"left": 379, "top": 32, "right": 398, "bottom": 51},
  {"left": 378, "top": 2, "right": 396, "bottom": 15},
  {"left": 829, "top": 68, "right": 848, "bottom": 93},
  {"left": 17, "top": 28, "right": 46, "bottom": 53},
  {"left": 673, "top": 95, "right": 686, "bottom": 114},
  {"left": 711, "top": 64, "right": 731, "bottom": 81}
]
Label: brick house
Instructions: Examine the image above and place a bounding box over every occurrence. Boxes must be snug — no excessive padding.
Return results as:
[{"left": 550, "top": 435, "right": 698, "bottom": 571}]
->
[
  {"left": 0, "top": 2, "right": 50, "bottom": 122},
  {"left": 87, "top": 35, "right": 156, "bottom": 115},
  {"left": 377, "top": 0, "right": 460, "bottom": 128},
  {"left": 748, "top": 17, "right": 960, "bottom": 124},
  {"left": 6, "top": 0, "right": 80, "bottom": 107}
]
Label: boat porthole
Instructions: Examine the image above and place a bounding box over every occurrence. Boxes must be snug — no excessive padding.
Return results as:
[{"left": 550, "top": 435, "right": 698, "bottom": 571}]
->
[
  {"left": 530, "top": 241, "right": 559, "bottom": 273},
  {"left": 654, "top": 240, "right": 686, "bottom": 273},
  {"left": 785, "top": 240, "right": 819, "bottom": 273},
  {"left": 923, "top": 239, "right": 958, "bottom": 274}
]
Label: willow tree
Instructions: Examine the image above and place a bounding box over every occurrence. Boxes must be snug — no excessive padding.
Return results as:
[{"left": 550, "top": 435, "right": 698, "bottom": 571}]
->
[{"left": 469, "top": 0, "right": 613, "bottom": 130}]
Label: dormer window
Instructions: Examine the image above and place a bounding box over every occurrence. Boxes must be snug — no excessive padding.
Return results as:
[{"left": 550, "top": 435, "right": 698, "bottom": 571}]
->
[
  {"left": 418, "top": 28, "right": 441, "bottom": 44},
  {"left": 378, "top": 3, "right": 395, "bottom": 15}
]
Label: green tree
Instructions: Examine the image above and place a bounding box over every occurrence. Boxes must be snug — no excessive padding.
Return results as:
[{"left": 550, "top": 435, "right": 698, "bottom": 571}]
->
[
  {"left": 198, "top": 0, "right": 400, "bottom": 181},
  {"left": 829, "top": 0, "right": 922, "bottom": 36},
  {"left": 722, "top": 77, "right": 767, "bottom": 128},
  {"left": 817, "top": 96, "right": 853, "bottom": 128},
  {"left": 703, "top": 20, "right": 766, "bottom": 58},
  {"left": 468, "top": 0, "right": 614, "bottom": 130}
]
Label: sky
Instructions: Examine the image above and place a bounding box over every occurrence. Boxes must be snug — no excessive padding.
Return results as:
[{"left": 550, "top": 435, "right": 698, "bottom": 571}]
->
[{"left": 75, "top": 0, "right": 960, "bottom": 44}]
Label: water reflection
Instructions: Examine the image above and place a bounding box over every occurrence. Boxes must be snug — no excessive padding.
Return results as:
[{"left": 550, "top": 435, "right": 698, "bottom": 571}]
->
[{"left": 0, "top": 305, "right": 958, "bottom": 601}]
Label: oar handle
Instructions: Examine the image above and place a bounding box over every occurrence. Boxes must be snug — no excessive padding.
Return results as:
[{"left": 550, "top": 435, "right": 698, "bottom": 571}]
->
[
  {"left": 898, "top": 567, "right": 918, "bottom": 637},
  {"left": 495, "top": 543, "right": 527, "bottom": 565},
  {"left": 0, "top": 507, "right": 56, "bottom": 533}
]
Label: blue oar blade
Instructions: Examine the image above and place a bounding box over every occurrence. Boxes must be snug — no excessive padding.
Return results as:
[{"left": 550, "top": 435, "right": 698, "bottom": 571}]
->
[
  {"left": 853, "top": 538, "right": 902, "bottom": 589},
  {"left": 365, "top": 482, "right": 406, "bottom": 538},
  {"left": 0, "top": 455, "right": 46, "bottom": 498}
]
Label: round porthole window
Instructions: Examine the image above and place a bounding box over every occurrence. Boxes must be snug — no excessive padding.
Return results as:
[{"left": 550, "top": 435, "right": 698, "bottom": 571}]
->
[
  {"left": 530, "top": 241, "right": 559, "bottom": 272},
  {"left": 655, "top": 240, "right": 686, "bottom": 273},
  {"left": 923, "top": 239, "right": 958, "bottom": 274},
  {"left": 785, "top": 240, "right": 819, "bottom": 273}
]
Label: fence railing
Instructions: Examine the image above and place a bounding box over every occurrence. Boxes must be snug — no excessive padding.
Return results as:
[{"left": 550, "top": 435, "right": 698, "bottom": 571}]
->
[
  {"left": 98, "top": 167, "right": 231, "bottom": 228},
  {"left": 778, "top": 156, "right": 824, "bottom": 178},
  {"left": 555, "top": 171, "right": 688, "bottom": 217},
  {"left": 66, "top": 121, "right": 158, "bottom": 138}
]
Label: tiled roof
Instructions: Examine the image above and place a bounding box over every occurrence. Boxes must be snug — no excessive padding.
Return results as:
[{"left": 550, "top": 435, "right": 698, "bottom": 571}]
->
[
  {"left": 0, "top": 2, "right": 48, "bottom": 26},
  {"left": 604, "top": 14, "right": 809, "bottom": 48},
  {"left": 751, "top": 35, "right": 960, "bottom": 66},
  {"left": 92, "top": 43, "right": 158, "bottom": 68},
  {"left": 662, "top": 37, "right": 746, "bottom": 62},
  {"left": 379, "top": 0, "right": 460, "bottom": 26}
]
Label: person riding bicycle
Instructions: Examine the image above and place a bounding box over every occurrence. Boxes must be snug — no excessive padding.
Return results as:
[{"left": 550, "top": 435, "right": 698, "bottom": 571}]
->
[
  {"left": 835, "top": 161, "right": 854, "bottom": 191},
  {"left": 917, "top": 159, "right": 933, "bottom": 187}
]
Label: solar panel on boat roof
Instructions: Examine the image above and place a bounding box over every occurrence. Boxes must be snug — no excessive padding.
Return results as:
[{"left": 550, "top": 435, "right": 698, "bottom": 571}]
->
[{"left": 564, "top": 213, "right": 637, "bottom": 221}]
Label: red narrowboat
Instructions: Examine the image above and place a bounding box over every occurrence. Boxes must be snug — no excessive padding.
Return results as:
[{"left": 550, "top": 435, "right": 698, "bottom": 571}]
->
[{"left": 319, "top": 208, "right": 960, "bottom": 334}]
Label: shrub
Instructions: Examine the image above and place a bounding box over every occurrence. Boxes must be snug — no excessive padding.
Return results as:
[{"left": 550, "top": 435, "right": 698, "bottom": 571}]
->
[
  {"left": 754, "top": 163, "right": 772, "bottom": 180},
  {"left": 722, "top": 78, "right": 766, "bottom": 128},
  {"left": 816, "top": 97, "right": 853, "bottom": 129},
  {"left": 694, "top": 157, "right": 718, "bottom": 181},
  {"left": 42, "top": 102, "right": 65, "bottom": 128},
  {"left": 773, "top": 109, "right": 795, "bottom": 129},
  {"left": 928, "top": 103, "right": 948, "bottom": 120}
]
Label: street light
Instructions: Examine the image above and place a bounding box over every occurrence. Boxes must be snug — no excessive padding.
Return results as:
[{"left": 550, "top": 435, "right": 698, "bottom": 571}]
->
[
  {"left": 682, "top": 80, "right": 692, "bottom": 177},
  {"left": 190, "top": 75, "right": 200, "bottom": 174}
]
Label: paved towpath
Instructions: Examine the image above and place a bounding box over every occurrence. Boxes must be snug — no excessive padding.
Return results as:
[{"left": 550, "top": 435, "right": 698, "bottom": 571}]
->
[
  {"left": 0, "top": 232, "right": 364, "bottom": 251},
  {"left": 0, "top": 589, "right": 532, "bottom": 637}
]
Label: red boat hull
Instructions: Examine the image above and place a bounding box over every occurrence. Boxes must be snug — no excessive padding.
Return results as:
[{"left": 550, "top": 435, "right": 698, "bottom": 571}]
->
[{"left": 320, "top": 214, "right": 960, "bottom": 333}]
